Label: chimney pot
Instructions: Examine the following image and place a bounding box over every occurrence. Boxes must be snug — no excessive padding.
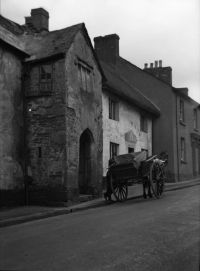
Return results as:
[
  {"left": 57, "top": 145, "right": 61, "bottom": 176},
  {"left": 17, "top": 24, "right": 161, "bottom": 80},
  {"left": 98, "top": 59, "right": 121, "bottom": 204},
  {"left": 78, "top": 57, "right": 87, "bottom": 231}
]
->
[
  {"left": 155, "top": 61, "right": 158, "bottom": 68},
  {"left": 150, "top": 63, "right": 154, "bottom": 68},
  {"left": 144, "top": 63, "right": 148, "bottom": 69},
  {"left": 159, "top": 60, "right": 162, "bottom": 67}
]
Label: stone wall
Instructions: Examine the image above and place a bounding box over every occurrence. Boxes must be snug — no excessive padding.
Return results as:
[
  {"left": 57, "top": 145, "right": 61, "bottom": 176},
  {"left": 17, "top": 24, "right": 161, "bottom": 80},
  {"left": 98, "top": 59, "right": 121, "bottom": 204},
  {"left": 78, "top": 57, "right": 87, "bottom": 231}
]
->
[
  {"left": 0, "top": 46, "right": 24, "bottom": 205},
  {"left": 25, "top": 58, "right": 67, "bottom": 204},
  {"left": 65, "top": 31, "right": 103, "bottom": 201}
]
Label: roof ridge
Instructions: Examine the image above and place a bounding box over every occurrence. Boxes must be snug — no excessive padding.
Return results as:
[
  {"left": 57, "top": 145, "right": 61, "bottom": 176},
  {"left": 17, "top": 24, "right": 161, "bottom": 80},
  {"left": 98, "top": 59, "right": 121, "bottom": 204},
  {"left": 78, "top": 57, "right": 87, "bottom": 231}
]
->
[
  {"left": 0, "top": 14, "right": 24, "bottom": 34},
  {"left": 47, "top": 22, "right": 84, "bottom": 35},
  {"left": 119, "top": 57, "right": 172, "bottom": 87}
]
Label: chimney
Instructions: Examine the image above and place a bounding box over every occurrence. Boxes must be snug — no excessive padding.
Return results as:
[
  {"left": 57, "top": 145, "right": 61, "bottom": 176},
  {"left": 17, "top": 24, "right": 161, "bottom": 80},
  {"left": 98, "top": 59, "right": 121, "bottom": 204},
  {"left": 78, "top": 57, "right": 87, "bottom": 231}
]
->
[
  {"left": 144, "top": 63, "right": 148, "bottom": 69},
  {"left": 94, "top": 34, "right": 119, "bottom": 65},
  {"left": 25, "top": 8, "right": 49, "bottom": 32},
  {"left": 143, "top": 60, "right": 172, "bottom": 85}
]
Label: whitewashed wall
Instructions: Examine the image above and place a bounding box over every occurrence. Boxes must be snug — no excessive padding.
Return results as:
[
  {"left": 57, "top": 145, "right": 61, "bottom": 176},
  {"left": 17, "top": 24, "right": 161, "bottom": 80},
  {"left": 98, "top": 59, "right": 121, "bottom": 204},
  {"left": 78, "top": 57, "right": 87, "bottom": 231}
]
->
[{"left": 102, "top": 91, "right": 152, "bottom": 176}]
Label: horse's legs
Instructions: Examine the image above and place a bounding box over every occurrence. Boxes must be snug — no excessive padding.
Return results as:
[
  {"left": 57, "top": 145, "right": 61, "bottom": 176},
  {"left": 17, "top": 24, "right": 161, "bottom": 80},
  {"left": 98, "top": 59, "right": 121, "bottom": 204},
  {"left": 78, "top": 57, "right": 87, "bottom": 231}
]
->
[
  {"left": 143, "top": 179, "right": 147, "bottom": 199},
  {"left": 147, "top": 178, "right": 152, "bottom": 198}
]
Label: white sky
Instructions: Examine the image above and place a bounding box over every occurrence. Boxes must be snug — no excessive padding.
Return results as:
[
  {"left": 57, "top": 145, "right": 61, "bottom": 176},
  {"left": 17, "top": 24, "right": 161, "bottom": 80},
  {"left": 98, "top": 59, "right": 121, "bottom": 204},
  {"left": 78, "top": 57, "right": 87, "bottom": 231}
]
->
[{"left": 1, "top": 0, "right": 200, "bottom": 102}]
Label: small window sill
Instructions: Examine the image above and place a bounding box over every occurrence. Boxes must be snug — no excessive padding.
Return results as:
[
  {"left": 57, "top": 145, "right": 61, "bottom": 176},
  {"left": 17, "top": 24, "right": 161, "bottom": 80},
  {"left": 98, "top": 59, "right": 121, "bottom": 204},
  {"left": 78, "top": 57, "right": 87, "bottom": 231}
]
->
[
  {"left": 109, "top": 117, "right": 119, "bottom": 122},
  {"left": 194, "top": 128, "right": 199, "bottom": 132},
  {"left": 179, "top": 120, "right": 186, "bottom": 126}
]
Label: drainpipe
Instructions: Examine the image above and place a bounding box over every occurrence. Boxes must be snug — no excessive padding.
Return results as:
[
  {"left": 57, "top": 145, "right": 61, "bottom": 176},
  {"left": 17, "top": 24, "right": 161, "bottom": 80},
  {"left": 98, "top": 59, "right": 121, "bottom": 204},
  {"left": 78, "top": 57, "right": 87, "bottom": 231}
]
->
[{"left": 176, "top": 95, "right": 180, "bottom": 182}]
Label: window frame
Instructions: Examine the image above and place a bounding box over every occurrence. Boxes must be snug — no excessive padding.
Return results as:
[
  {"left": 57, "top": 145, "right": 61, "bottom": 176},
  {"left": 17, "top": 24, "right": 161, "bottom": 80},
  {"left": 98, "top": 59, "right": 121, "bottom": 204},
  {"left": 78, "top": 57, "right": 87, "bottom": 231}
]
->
[
  {"left": 109, "top": 97, "right": 119, "bottom": 121},
  {"left": 110, "top": 142, "right": 119, "bottom": 159},
  {"left": 179, "top": 99, "right": 185, "bottom": 123},
  {"left": 140, "top": 115, "right": 148, "bottom": 133},
  {"left": 39, "top": 63, "right": 53, "bottom": 95},
  {"left": 77, "top": 61, "right": 93, "bottom": 92},
  {"left": 180, "top": 137, "right": 186, "bottom": 162},
  {"left": 193, "top": 109, "right": 198, "bottom": 130}
]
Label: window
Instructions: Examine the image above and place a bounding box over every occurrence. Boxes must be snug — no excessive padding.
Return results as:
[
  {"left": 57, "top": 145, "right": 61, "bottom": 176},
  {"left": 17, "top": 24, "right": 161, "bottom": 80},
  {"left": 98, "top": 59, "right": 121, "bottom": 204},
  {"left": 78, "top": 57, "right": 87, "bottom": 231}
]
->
[
  {"left": 78, "top": 63, "right": 93, "bottom": 92},
  {"left": 128, "top": 147, "right": 134, "bottom": 153},
  {"left": 193, "top": 109, "right": 198, "bottom": 130},
  {"left": 140, "top": 115, "right": 148, "bottom": 132},
  {"left": 180, "top": 100, "right": 185, "bottom": 122},
  {"left": 39, "top": 64, "right": 53, "bottom": 94},
  {"left": 109, "top": 98, "right": 119, "bottom": 121},
  {"left": 180, "top": 137, "right": 186, "bottom": 162},
  {"left": 110, "top": 142, "right": 119, "bottom": 159}
]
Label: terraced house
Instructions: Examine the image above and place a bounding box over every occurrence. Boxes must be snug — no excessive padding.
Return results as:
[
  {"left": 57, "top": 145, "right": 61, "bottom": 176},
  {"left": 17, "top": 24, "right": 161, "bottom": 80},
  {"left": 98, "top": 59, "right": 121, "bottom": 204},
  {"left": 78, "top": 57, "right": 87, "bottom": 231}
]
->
[
  {"left": 94, "top": 34, "right": 160, "bottom": 177},
  {"left": 94, "top": 33, "right": 200, "bottom": 182}
]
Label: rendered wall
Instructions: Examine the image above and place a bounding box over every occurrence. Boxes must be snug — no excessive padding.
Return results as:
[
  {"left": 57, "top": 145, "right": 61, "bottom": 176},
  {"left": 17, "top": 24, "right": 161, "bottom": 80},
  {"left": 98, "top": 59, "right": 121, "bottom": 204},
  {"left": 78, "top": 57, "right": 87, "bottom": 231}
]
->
[
  {"left": 102, "top": 90, "right": 152, "bottom": 176},
  {"left": 176, "top": 95, "right": 200, "bottom": 180}
]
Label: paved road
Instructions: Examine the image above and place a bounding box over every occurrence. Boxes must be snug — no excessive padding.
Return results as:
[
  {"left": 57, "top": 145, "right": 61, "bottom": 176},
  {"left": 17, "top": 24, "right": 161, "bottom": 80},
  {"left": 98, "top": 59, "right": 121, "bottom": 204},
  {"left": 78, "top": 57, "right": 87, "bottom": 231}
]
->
[{"left": 0, "top": 186, "right": 199, "bottom": 271}]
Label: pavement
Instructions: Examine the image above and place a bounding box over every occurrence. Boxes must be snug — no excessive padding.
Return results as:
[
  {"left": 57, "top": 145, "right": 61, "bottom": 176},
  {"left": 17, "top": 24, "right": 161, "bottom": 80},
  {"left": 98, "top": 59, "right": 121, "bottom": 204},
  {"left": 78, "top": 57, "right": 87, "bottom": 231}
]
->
[{"left": 0, "top": 178, "right": 199, "bottom": 228}]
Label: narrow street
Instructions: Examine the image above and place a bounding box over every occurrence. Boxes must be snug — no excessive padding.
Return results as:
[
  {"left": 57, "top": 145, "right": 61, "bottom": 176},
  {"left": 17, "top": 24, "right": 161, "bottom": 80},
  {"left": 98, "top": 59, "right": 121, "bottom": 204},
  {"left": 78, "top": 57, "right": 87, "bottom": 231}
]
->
[{"left": 0, "top": 185, "right": 199, "bottom": 271}]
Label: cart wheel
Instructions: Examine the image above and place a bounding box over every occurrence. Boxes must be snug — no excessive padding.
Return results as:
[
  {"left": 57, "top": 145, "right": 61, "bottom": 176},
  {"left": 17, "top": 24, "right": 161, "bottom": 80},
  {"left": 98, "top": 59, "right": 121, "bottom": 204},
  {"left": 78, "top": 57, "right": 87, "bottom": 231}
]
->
[
  {"left": 149, "top": 162, "right": 165, "bottom": 199},
  {"left": 110, "top": 173, "right": 128, "bottom": 202}
]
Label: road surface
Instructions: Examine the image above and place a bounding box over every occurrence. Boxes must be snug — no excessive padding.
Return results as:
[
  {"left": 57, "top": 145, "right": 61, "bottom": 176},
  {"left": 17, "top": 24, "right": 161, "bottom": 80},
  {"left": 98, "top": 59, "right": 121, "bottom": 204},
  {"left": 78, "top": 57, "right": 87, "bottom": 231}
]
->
[{"left": 0, "top": 185, "right": 199, "bottom": 271}]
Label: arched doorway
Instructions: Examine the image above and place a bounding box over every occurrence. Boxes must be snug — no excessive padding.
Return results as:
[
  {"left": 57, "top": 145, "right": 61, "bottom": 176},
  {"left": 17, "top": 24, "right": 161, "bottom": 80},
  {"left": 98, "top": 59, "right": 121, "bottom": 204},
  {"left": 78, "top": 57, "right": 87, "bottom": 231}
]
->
[{"left": 79, "top": 129, "right": 94, "bottom": 194}]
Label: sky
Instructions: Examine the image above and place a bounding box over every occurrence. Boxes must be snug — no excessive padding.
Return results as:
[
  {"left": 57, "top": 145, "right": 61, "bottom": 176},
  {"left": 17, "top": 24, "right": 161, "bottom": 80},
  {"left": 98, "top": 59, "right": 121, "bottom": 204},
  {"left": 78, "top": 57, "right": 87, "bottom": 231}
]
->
[{"left": 1, "top": 0, "right": 200, "bottom": 103}]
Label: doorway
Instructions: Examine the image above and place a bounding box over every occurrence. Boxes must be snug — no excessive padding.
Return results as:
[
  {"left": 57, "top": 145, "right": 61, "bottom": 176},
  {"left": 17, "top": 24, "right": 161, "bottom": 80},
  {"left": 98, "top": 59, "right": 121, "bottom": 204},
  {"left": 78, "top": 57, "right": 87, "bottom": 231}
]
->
[{"left": 79, "top": 129, "right": 94, "bottom": 194}]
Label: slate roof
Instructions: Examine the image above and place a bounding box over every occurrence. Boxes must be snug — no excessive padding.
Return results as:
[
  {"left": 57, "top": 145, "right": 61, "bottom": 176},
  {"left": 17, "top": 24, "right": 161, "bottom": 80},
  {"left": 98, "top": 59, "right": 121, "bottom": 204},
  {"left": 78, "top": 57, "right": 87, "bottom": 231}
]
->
[
  {"left": 22, "top": 23, "right": 83, "bottom": 61},
  {"left": 101, "top": 60, "right": 160, "bottom": 116},
  {"left": 0, "top": 24, "right": 29, "bottom": 56},
  {"left": 0, "top": 15, "right": 24, "bottom": 35}
]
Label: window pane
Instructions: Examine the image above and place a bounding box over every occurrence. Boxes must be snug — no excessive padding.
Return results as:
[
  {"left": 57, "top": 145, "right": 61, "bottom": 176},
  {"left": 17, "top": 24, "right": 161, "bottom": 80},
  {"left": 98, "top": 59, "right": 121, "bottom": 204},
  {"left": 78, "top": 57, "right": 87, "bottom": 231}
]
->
[{"left": 110, "top": 142, "right": 119, "bottom": 159}]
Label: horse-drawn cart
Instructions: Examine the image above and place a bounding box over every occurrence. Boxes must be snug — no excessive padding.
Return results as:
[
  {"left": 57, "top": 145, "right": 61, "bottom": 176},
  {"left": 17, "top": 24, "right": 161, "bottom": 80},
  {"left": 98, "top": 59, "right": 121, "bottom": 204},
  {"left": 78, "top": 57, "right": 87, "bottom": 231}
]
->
[{"left": 104, "top": 151, "right": 168, "bottom": 202}]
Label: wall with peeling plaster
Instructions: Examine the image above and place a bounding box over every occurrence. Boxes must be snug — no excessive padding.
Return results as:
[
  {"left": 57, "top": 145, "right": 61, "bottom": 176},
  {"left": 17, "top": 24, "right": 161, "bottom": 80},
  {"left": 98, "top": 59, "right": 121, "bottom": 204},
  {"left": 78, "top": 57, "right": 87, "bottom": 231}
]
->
[{"left": 102, "top": 90, "right": 152, "bottom": 176}]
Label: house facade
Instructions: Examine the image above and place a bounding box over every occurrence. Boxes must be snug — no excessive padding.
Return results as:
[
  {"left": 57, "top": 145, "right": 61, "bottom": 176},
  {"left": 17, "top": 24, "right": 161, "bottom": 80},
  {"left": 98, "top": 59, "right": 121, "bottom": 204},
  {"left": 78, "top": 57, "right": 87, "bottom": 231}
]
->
[
  {"left": 94, "top": 35, "right": 160, "bottom": 176},
  {"left": 0, "top": 8, "right": 103, "bottom": 205},
  {"left": 94, "top": 33, "right": 200, "bottom": 182},
  {"left": 174, "top": 89, "right": 200, "bottom": 180}
]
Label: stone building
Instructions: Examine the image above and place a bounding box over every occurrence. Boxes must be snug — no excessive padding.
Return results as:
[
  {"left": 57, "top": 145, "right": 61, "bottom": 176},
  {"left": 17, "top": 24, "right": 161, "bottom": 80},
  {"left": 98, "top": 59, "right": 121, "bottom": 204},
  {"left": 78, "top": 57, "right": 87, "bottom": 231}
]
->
[
  {"left": 94, "top": 35, "right": 160, "bottom": 176},
  {"left": 0, "top": 8, "right": 103, "bottom": 205},
  {"left": 0, "top": 16, "right": 29, "bottom": 204}
]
